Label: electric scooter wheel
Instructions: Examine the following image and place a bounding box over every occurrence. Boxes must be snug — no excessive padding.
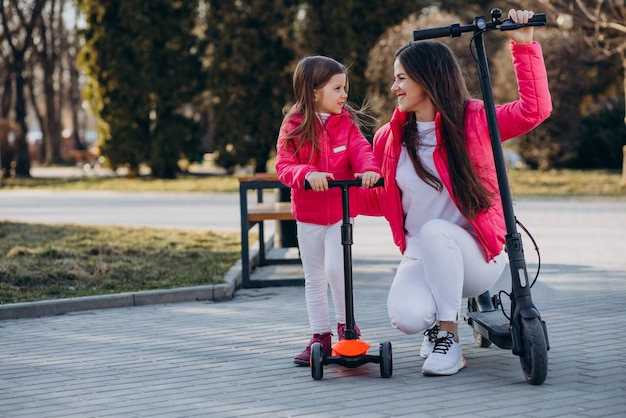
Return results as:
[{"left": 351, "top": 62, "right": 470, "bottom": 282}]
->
[
  {"left": 310, "top": 342, "right": 324, "bottom": 380},
  {"left": 467, "top": 297, "right": 492, "bottom": 348},
  {"left": 473, "top": 329, "right": 492, "bottom": 348},
  {"left": 379, "top": 341, "right": 393, "bottom": 378},
  {"left": 519, "top": 317, "right": 548, "bottom": 385}
]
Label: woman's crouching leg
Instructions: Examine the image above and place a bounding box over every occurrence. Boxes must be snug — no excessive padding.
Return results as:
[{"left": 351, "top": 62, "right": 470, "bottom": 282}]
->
[{"left": 387, "top": 257, "right": 436, "bottom": 335}]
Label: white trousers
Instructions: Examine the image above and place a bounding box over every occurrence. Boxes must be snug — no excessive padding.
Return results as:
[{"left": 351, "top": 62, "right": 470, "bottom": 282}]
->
[
  {"left": 297, "top": 220, "right": 348, "bottom": 334},
  {"left": 387, "top": 219, "right": 507, "bottom": 335}
]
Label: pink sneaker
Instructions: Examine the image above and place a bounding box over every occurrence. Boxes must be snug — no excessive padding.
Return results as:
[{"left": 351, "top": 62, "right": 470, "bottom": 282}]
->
[
  {"left": 293, "top": 332, "right": 332, "bottom": 366},
  {"left": 337, "top": 322, "right": 361, "bottom": 340}
]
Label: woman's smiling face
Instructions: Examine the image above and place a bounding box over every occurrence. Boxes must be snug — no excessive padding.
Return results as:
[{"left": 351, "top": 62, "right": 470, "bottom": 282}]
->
[{"left": 391, "top": 59, "right": 435, "bottom": 121}]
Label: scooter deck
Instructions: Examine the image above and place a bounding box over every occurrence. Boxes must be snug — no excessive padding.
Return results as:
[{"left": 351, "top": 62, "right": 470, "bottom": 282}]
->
[
  {"left": 466, "top": 310, "right": 513, "bottom": 349},
  {"left": 332, "top": 339, "right": 371, "bottom": 357},
  {"left": 322, "top": 353, "right": 383, "bottom": 369}
]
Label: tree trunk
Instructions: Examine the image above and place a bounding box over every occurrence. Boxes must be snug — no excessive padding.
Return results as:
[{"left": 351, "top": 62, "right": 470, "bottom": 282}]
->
[
  {"left": 1, "top": 75, "right": 12, "bottom": 118},
  {"left": 13, "top": 58, "right": 31, "bottom": 178},
  {"left": 43, "top": 60, "right": 63, "bottom": 165},
  {"left": 622, "top": 50, "right": 626, "bottom": 126},
  {"left": 69, "top": 52, "right": 84, "bottom": 151}
]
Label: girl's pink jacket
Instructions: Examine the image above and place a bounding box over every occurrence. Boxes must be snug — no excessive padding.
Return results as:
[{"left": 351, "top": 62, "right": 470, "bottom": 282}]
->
[
  {"left": 276, "top": 108, "right": 381, "bottom": 226},
  {"left": 358, "top": 41, "right": 552, "bottom": 261}
]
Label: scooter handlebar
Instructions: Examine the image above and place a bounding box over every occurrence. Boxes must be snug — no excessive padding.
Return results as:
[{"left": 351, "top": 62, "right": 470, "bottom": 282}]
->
[
  {"left": 304, "top": 177, "right": 385, "bottom": 191},
  {"left": 413, "top": 12, "right": 546, "bottom": 41}
]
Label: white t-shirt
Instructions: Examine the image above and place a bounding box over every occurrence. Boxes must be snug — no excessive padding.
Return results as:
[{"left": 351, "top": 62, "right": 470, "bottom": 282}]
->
[
  {"left": 317, "top": 112, "right": 330, "bottom": 125},
  {"left": 395, "top": 120, "right": 473, "bottom": 258}
]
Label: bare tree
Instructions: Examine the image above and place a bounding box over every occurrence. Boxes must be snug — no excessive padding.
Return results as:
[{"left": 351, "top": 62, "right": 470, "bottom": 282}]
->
[
  {"left": 66, "top": 9, "right": 85, "bottom": 153},
  {"left": 0, "top": 0, "right": 46, "bottom": 177},
  {"left": 30, "top": 0, "right": 64, "bottom": 164},
  {"left": 543, "top": 0, "right": 626, "bottom": 123},
  {"left": 0, "top": 117, "right": 21, "bottom": 177}
]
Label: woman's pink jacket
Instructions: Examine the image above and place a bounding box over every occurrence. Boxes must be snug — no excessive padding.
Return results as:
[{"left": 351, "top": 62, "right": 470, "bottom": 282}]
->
[
  {"left": 276, "top": 108, "right": 381, "bottom": 226},
  {"left": 358, "top": 41, "right": 552, "bottom": 261}
]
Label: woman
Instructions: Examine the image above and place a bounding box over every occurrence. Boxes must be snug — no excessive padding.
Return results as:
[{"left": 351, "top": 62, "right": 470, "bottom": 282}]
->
[{"left": 359, "top": 9, "right": 552, "bottom": 376}]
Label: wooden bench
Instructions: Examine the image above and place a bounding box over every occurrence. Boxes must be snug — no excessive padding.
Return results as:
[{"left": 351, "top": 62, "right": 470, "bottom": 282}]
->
[
  {"left": 239, "top": 174, "right": 303, "bottom": 288},
  {"left": 247, "top": 202, "right": 293, "bottom": 223}
]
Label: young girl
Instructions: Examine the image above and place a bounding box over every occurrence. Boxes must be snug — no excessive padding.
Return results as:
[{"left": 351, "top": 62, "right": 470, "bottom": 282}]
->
[
  {"left": 359, "top": 9, "right": 552, "bottom": 376},
  {"left": 275, "top": 56, "right": 381, "bottom": 366}
]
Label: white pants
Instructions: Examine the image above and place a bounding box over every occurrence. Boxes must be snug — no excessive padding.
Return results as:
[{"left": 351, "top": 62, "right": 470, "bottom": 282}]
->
[
  {"left": 387, "top": 219, "right": 507, "bottom": 335},
  {"left": 297, "top": 220, "right": 349, "bottom": 334}
]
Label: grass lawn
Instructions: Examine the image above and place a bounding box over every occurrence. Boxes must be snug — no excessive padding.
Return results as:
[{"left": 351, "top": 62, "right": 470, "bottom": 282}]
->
[
  {"left": 0, "top": 222, "right": 240, "bottom": 303},
  {"left": 508, "top": 169, "right": 625, "bottom": 197}
]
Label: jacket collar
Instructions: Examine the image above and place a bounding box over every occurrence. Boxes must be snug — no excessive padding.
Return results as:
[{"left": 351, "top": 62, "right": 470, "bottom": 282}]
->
[
  {"left": 389, "top": 108, "right": 409, "bottom": 142},
  {"left": 287, "top": 105, "right": 350, "bottom": 125}
]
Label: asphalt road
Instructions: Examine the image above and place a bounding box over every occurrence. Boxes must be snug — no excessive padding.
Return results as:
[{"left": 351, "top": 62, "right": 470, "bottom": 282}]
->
[
  {"left": 0, "top": 189, "right": 245, "bottom": 232},
  {"left": 1, "top": 165, "right": 246, "bottom": 232}
]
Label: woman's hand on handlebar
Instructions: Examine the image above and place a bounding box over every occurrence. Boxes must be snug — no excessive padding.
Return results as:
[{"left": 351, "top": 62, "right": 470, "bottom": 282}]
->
[
  {"left": 504, "top": 9, "right": 534, "bottom": 45},
  {"left": 355, "top": 171, "right": 381, "bottom": 188},
  {"left": 305, "top": 171, "right": 334, "bottom": 191}
]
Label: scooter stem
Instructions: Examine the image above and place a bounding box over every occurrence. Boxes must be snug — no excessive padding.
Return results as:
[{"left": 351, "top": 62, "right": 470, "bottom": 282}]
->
[
  {"left": 473, "top": 26, "right": 540, "bottom": 323},
  {"left": 339, "top": 184, "right": 358, "bottom": 340}
]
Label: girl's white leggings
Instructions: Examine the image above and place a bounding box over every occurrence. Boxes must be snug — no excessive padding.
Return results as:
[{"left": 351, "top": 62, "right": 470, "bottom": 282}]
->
[
  {"left": 387, "top": 219, "right": 507, "bottom": 335},
  {"left": 297, "top": 220, "right": 348, "bottom": 334}
]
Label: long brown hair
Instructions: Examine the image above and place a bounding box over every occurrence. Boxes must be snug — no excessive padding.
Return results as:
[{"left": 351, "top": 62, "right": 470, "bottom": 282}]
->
[
  {"left": 280, "top": 56, "right": 372, "bottom": 157},
  {"left": 394, "top": 40, "right": 491, "bottom": 220}
]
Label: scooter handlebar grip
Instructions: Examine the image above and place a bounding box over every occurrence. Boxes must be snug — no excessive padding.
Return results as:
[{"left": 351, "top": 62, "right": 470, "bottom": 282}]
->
[
  {"left": 304, "top": 177, "right": 385, "bottom": 190},
  {"left": 413, "top": 26, "right": 454, "bottom": 41},
  {"left": 530, "top": 13, "right": 547, "bottom": 24},
  {"left": 372, "top": 177, "right": 385, "bottom": 188},
  {"left": 500, "top": 13, "right": 547, "bottom": 31}
]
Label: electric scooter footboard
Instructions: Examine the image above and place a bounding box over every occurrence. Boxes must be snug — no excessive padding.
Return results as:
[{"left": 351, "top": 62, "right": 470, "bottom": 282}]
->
[{"left": 467, "top": 310, "right": 513, "bottom": 349}]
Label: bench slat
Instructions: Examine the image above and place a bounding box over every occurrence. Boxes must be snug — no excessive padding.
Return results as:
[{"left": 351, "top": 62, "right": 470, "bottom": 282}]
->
[{"left": 247, "top": 202, "right": 293, "bottom": 222}]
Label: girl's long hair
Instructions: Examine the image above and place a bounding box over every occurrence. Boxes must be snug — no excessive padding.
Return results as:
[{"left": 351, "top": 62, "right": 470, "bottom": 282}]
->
[
  {"left": 280, "top": 56, "right": 373, "bottom": 157},
  {"left": 395, "top": 40, "right": 491, "bottom": 220}
]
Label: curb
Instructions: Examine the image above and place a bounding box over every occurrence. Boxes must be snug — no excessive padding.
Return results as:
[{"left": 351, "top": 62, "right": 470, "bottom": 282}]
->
[{"left": 0, "top": 236, "right": 269, "bottom": 321}]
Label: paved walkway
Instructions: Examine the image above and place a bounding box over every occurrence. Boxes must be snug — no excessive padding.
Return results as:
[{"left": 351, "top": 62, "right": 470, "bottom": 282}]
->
[{"left": 1, "top": 197, "right": 625, "bottom": 417}]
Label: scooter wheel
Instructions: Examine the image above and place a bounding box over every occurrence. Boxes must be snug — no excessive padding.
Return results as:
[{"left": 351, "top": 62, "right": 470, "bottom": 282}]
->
[
  {"left": 467, "top": 297, "right": 492, "bottom": 348},
  {"left": 310, "top": 342, "right": 324, "bottom": 380},
  {"left": 519, "top": 317, "right": 548, "bottom": 385},
  {"left": 473, "top": 329, "right": 492, "bottom": 348},
  {"left": 379, "top": 341, "right": 393, "bottom": 378}
]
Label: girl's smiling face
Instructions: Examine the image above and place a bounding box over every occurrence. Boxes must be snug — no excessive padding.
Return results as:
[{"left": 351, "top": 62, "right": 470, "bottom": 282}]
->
[{"left": 315, "top": 73, "right": 348, "bottom": 115}]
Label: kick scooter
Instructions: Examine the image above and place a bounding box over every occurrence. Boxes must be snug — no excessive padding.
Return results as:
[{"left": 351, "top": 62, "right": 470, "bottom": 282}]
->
[
  {"left": 305, "top": 178, "right": 392, "bottom": 380},
  {"left": 413, "top": 8, "right": 550, "bottom": 385}
]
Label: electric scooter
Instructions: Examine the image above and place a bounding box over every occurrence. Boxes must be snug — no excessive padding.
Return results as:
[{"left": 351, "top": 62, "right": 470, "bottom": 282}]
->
[
  {"left": 412, "top": 8, "right": 550, "bottom": 385},
  {"left": 305, "top": 178, "right": 392, "bottom": 380}
]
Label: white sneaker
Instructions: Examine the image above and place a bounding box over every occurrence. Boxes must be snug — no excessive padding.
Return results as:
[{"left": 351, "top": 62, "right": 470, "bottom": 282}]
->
[
  {"left": 419, "top": 325, "right": 439, "bottom": 358},
  {"left": 421, "top": 331, "right": 466, "bottom": 376}
]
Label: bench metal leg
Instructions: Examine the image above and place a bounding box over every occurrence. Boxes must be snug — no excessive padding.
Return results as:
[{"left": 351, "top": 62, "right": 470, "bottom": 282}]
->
[
  {"left": 239, "top": 187, "right": 252, "bottom": 288},
  {"left": 258, "top": 221, "right": 266, "bottom": 265},
  {"left": 239, "top": 183, "right": 304, "bottom": 289}
]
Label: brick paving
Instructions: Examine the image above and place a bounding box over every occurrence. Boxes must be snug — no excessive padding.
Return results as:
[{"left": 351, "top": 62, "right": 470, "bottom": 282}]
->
[{"left": 1, "top": 196, "right": 625, "bottom": 417}]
